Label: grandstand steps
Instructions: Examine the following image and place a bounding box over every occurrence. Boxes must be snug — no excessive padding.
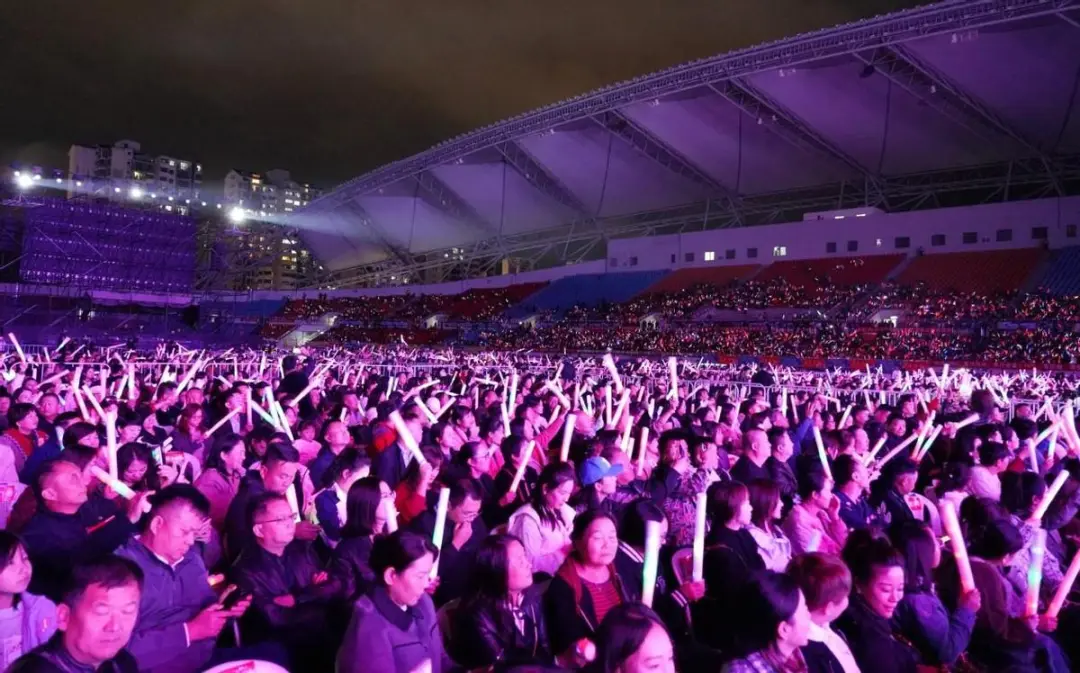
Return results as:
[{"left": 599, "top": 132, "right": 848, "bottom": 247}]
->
[
  {"left": 1022, "top": 248, "right": 1057, "bottom": 293},
  {"left": 279, "top": 312, "right": 339, "bottom": 348}
]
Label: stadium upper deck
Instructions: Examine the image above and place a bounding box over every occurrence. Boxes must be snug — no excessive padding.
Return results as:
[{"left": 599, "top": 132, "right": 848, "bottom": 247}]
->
[{"left": 297, "top": 0, "right": 1080, "bottom": 287}]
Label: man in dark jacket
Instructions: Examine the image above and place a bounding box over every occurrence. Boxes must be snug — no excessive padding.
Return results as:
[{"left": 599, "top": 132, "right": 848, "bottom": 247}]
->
[
  {"left": 410, "top": 477, "right": 487, "bottom": 606},
  {"left": 22, "top": 460, "right": 148, "bottom": 602},
  {"left": 116, "top": 485, "right": 252, "bottom": 673},
  {"left": 9, "top": 556, "right": 144, "bottom": 673},
  {"left": 231, "top": 492, "right": 341, "bottom": 670},
  {"left": 374, "top": 406, "right": 425, "bottom": 489}
]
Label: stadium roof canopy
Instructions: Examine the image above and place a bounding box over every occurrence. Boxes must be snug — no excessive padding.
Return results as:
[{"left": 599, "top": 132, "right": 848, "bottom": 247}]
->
[{"left": 297, "top": 0, "right": 1080, "bottom": 287}]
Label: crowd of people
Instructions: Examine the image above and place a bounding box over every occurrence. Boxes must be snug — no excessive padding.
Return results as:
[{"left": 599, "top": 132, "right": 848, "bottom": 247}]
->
[{"left": 0, "top": 341, "right": 1079, "bottom": 672}]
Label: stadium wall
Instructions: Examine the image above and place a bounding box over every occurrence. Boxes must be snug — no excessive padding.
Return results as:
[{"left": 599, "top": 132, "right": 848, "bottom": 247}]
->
[{"left": 608, "top": 196, "right": 1080, "bottom": 271}]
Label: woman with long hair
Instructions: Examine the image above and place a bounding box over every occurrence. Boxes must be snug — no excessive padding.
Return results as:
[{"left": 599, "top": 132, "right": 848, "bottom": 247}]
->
[
  {"left": 194, "top": 432, "right": 247, "bottom": 529},
  {"left": 116, "top": 442, "right": 163, "bottom": 492},
  {"left": 333, "top": 476, "right": 396, "bottom": 601},
  {"left": 888, "top": 521, "right": 979, "bottom": 668},
  {"left": 545, "top": 510, "right": 628, "bottom": 665},
  {"left": 746, "top": 478, "right": 792, "bottom": 572},
  {"left": 171, "top": 403, "right": 207, "bottom": 461},
  {"left": 452, "top": 534, "right": 555, "bottom": 670},
  {"left": 586, "top": 604, "right": 676, "bottom": 673},
  {"left": 395, "top": 446, "right": 443, "bottom": 526},
  {"left": 508, "top": 461, "right": 576, "bottom": 577}
]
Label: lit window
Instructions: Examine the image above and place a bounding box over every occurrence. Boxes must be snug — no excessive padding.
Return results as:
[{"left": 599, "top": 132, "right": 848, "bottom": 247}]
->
[
  {"left": 169, "top": 160, "right": 176, "bottom": 167},
  {"left": 772, "top": 246, "right": 787, "bottom": 257},
  {"left": 704, "top": 251, "right": 716, "bottom": 261},
  {"left": 875, "top": 238, "right": 882, "bottom": 247}
]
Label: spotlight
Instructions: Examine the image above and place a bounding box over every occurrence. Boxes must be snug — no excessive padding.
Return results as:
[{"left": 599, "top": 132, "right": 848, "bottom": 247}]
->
[
  {"left": 14, "top": 174, "right": 33, "bottom": 190},
  {"left": 130, "top": 187, "right": 144, "bottom": 200},
  {"left": 228, "top": 207, "right": 246, "bottom": 224}
]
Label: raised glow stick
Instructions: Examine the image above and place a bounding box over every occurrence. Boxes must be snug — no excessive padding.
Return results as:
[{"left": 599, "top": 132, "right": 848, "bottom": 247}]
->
[
  {"left": 1048, "top": 550, "right": 1080, "bottom": 617},
  {"left": 72, "top": 386, "right": 91, "bottom": 422},
  {"left": 509, "top": 441, "right": 535, "bottom": 494},
  {"left": 1034, "top": 421, "right": 1062, "bottom": 449},
  {"left": 1025, "top": 529, "right": 1046, "bottom": 617},
  {"left": 415, "top": 398, "right": 438, "bottom": 424},
  {"left": 916, "top": 425, "right": 943, "bottom": 462},
  {"left": 508, "top": 372, "right": 519, "bottom": 416},
  {"left": 6, "top": 333, "right": 25, "bottom": 364},
  {"left": 620, "top": 415, "right": 634, "bottom": 453},
  {"left": 954, "top": 413, "right": 980, "bottom": 431},
  {"left": 90, "top": 466, "right": 136, "bottom": 501},
  {"left": 248, "top": 399, "right": 280, "bottom": 429},
  {"left": 940, "top": 501, "right": 975, "bottom": 593},
  {"left": 245, "top": 388, "right": 253, "bottom": 427},
  {"left": 389, "top": 410, "right": 426, "bottom": 466},
  {"left": 813, "top": 427, "right": 832, "bottom": 482},
  {"left": 640, "top": 520, "right": 664, "bottom": 608},
  {"left": 637, "top": 427, "right": 650, "bottom": 470},
  {"left": 205, "top": 408, "right": 241, "bottom": 438},
  {"left": 273, "top": 401, "right": 294, "bottom": 441},
  {"left": 82, "top": 385, "right": 106, "bottom": 421},
  {"left": 560, "top": 414, "right": 575, "bottom": 462},
  {"left": 692, "top": 492, "right": 707, "bottom": 582},
  {"left": 285, "top": 483, "right": 301, "bottom": 522},
  {"left": 1032, "top": 470, "right": 1070, "bottom": 522},
  {"left": 667, "top": 357, "right": 679, "bottom": 400},
  {"left": 838, "top": 405, "right": 852, "bottom": 430},
  {"left": 429, "top": 487, "right": 452, "bottom": 578},
  {"left": 604, "top": 385, "right": 613, "bottom": 426},
  {"left": 53, "top": 337, "right": 70, "bottom": 355},
  {"left": 603, "top": 353, "right": 623, "bottom": 393},
  {"left": 873, "top": 433, "right": 919, "bottom": 469},
  {"left": 500, "top": 401, "right": 510, "bottom": 436}
]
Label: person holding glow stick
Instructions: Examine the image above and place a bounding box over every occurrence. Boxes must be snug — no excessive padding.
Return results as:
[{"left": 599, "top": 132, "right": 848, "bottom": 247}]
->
[
  {"left": 507, "top": 462, "right": 576, "bottom": 577},
  {"left": 333, "top": 476, "right": 396, "bottom": 602},
  {"left": 414, "top": 479, "right": 487, "bottom": 606},
  {"left": 784, "top": 470, "right": 848, "bottom": 556}
]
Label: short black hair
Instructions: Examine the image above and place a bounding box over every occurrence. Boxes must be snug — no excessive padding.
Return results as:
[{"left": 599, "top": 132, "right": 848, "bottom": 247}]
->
[
  {"left": 263, "top": 441, "right": 300, "bottom": 468},
  {"left": 145, "top": 484, "right": 211, "bottom": 531},
  {"left": 370, "top": 531, "right": 438, "bottom": 586},
  {"left": 62, "top": 557, "right": 144, "bottom": 608},
  {"left": 247, "top": 492, "right": 289, "bottom": 529}
]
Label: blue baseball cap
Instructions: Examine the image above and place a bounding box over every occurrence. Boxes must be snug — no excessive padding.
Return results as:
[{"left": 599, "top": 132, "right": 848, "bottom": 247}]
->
[{"left": 580, "top": 456, "right": 624, "bottom": 487}]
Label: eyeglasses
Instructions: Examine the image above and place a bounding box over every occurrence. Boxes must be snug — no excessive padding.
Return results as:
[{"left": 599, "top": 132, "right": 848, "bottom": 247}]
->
[{"left": 256, "top": 516, "right": 296, "bottom": 526}]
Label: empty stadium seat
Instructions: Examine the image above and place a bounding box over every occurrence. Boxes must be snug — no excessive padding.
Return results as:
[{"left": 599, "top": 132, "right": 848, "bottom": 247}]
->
[{"left": 895, "top": 249, "right": 1044, "bottom": 294}]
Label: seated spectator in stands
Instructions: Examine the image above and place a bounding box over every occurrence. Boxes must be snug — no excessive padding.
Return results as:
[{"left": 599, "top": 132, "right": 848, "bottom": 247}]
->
[
  {"left": 292, "top": 420, "right": 322, "bottom": 466},
  {"left": 787, "top": 552, "right": 858, "bottom": 673},
  {"left": 223, "top": 442, "right": 318, "bottom": 560},
  {"left": 443, "top": 441, "right": 496, "bottom": 508},
  {"left": 337, "top": 530, "right": 448, "bottom": 673},
  {"left": 309, "top": 420, "right": 351, "bottom": 490},
  {"left": 746, "top": 479, "right": 792, "bottom": 572},
  {"left": 731, "top": 429, "right": 772, "bottom": 485},
  {"left": 115, "top": 485, "right": 254, "bottom": 673},
  {"left": 696, "top": 480, "right": 762, "bottom": 652},
  {"left": 395, "top": 446, "right": 443, "bottom": 526},
  {"left": 314, "top": 450, "right": 371, "bottom": 543},
  {"left": 834, "top": 454, "right": 877, "bottom": 531},
  {"left": 490, "top": 435, "right": 539, "bottom": 527},
  {"left": 411, "top": 478, "right": 487, "bottom": 606},
  {"left": 572, "top": 457, "right": 623, "bottom": 518},
  {"left": 170, "top": 404, "right": 208, "bottom": 463},
  {"left": 888, "top": 521, "right": 978, "bottom": 668},
  {"left": 333, "top": 477, "right": 394, "bottom": 602},
  {"left": 545, "top": 511, "right": 627, "bottom": 664},
  {"left": 722, "top": 571, "right": 812, "bottom": 673},
  {"left": 374, "top": 406, "right": 425, "bottom": 489},
  {"left": 452, "top": 534, "right": 555, "bottom": 670},
  {"left": 22, "top": 460, "right": 148, "bottom": 602},
  {"left": 9, "top": 557, "right": 143, "bottom": 673},
  {"left": 590, "top": 604, "right": 676, "bottom": 673},
  {"left": 836, "top": 535, "right": 919, "bottom": 673},
  {"left": 193, "top": 433, "right": 246, "bottom": 530},
  {"left": 230, "top": 492, "right": 340, "bottom": 670},
  {"left": 0, "top": 532, "right": 57, "bottom": 671},
  {"left": 117, "top": 443, "right": 164, "bottom": 493},
  {"left": 784, "top": 469, "right": 848, "bottom": 556},
  {"left": 875, "top": 459, "right": 927, "bottom": 527},
  {"left": 1000, "top": 471, "right": 1065, "bottom": 602},
  {"left": 765, "top": 428, "right": 797, "bottom": 510},
  {"left": 508, "top": 462, "right": 576, "bottom": 577},
  {"left": 967, "top": 441, "right": 1010, "bottom": 502}
]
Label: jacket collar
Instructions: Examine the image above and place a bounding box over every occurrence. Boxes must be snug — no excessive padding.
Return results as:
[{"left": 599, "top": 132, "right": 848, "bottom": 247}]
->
[{"left": 372, "top": 585, "right": 417, "bottom": 632}]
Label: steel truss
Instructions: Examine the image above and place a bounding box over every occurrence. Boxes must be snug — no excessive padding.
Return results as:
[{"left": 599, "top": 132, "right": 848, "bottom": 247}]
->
[{"left": 314, "top": 154, "right": 1080, "bottom": 289}]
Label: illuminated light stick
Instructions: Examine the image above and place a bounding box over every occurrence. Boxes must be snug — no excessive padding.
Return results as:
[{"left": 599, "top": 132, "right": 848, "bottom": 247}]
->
[
  {"left": 245, "top": 388, "right": 253, "bottom": 427},
  {"left": 1028, "top": 438, "right": 1039, "bottom": 474},
  {"left": 1032, "top": 470, "right": 1070, "bottom": 523},
  {"left": 127, "top": 364, "right": 138, "bottom": 401},
  {"left": 90, "top": 466, "right": 142, "bottom": 505},
  {"left": 285, "top": 483, "right": 302, "bottom": 523},
  {"left": 837, "top": 404, "right": 852, "bottom": 430},
  {"left": 1048, "top": 550, "right": 1080, "bottom": 618},
  {"left": 258, "top": 353, "right": 267, "bottom": 378},
  {"left": 6, "top": 333, "right": 26, "bottom": 364},
  {"left": 560, "top": 414, "right": 576, "bottom": 462},
  {"left": 429, "top": 487, "right": 452, "bottom": 578},
  {"left": 692, "top": 492, "right": 707, "bottom": 583},
  {"left": 273, "top": 401, "right": 294, "bottom": 441},
  {"left": 913, "top": 413, "right": 934, "bottom": 456},
  {"left": 872, "top": 433, "right": 920, "bottom": 470},
  {"left": 99, "top": 367, "right": 107, "bottom": 395},
  {"left": 613, "top": 389, "right": 630, "bottom": 427},
  {"left": 53, "top": 337, "right": 70, "bottom": 355},
  {"left": 604, "top": 385, "right": 613, "bottom": 427},
  {"left": 779, "top": 388, "right": 788, "bottom": 417},
  {"left": 1047, "top": 425, "right": 1061, "bottom": 463},
  {"left": 1025, "top": 529, "right": 1047, "bottom": 617},
  {"left": 813, "top": 427, "right": 832, "bottom": 482},
  {"left": 1034, "top": 398, "right": 1054, "bottom": 423},
  {"left": 667, "top": 357, "right": 679, "bottom": 400},
  {"left": 806, "top": 530, "right": 823, "bottom": 553},
  {"left": 543, "top": 381, "right": 571, "bottom": 408},
  {"left": 435, "top": 398, "right": 455, "bottom": 421},
  {"left": 636, "top": 427, "right": 650, "bottom": 469},
  {"left": 175, "top": 359, "right": 203, "bottom": 395},
  {"left": 104, "top": 412, "right": 119, "bottom": 480},
  {"left": 641, "top": 521, "right": 662, "bottom": 608},
  {"left": 82, "top": 385, "right": 107, "bottom": 421},
  {"left": 508, "top": 372, "right": 519, "bottom": 418},
  {"left": 500, "top": 401, "right": 511, "bottom": 437},
  {"left": 248, "top": 400, "right": 280, "bottom": 429},
  {"left": 72, "top": 386, "right": 91, "bottom": 422},
  {"left": 509, "top": 441, "right": 536, "bottom": 494},
  {"left": 954, "top": 413, "right": 980, "bottom": 432},
  {"left": 415, "top": 398, "right": 438, "bottom": 424},
  {"left": 289, "top": 379, "right": 322, "bottom": 408},
  {"left": 915, "top": 425, "right": 943, "bottom": 463},
  {"left": 620, "top": 415, "right": 634, "bottom": 453},
  {"left": 548, "top": 404, "right": 561, "bottom": 427},
  {"left": 602, "top": 353, "right": 623, "bottom": 393},
  {"left": 389, "top": 410, "right": 427, "bottom": 466},
  {"left": 939, "top": 501, "right": 976, "bottom": 593},
  {"left": 205, "top": 408, "right": 241, "bottom": 438},
  {"left": 1034, "top": 420, "right": 1064, "bottom": 450}
]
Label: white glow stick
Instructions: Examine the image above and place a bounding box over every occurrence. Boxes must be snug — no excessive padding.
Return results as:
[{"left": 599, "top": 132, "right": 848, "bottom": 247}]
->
[
  {"left": 429, "top": 487, "right": 451, "bottom": 578},
  {"left": 873, "top": 433, "right": 919, "bottom": 469},
  {"left": 603, "top": 353, "right": 623, "bottom": 393},
  {"left": 90, "top": 466, "right": 135, "bottom": 500},
  {"left": 642, "top": 520, "right": 661, "bottom": 607},
  {"left": 415, "top": 398, "right": 438, "bottom": 424},
  {"left": 53, "top": 337, "right": 70, "bottom": 355},
  {"left": 916, "top": 425, "right": 943, "bottom": 462},
  {"left": 637, "top": 427, "right": 650, "bottom": 470},
  {"left": 245, "top": 388, "right": 253, "bottom": 427},
  {"left": 273, "top": 401, "right": 294, "bottom": 441},
  {"left": 604, "top": 385, "right": 613, "bottom": 426},
  {"left": 6, "top": 333, "right": 25, "bottom": 364},
  {"left": 248, "top": 399, "right": 280, "bottom": 429},
  {"left": 1025, "top": 529, "right": 1047, "bottom": 617},
  {"left": 813, "top": 427, "right": 832, "bottom": 482},
  {"left": 1032, "top": 470, "right": 1070, "bottom": 522},
  {"left": 940, "top": 501, "right": 975, "bottom": 593},
  {"left": 954, "top": 413, "right": 980, "bottom": 431},
  {"left": 1034, "top": 421, "right": 1062, "bottom": 448},
  {"left": 389, "top": 410, "right": 427, "bottom": 466},
  {"left": 500, "top": 401, "right": 510, "bottom": 436},
  {"left": 667, "top": 357, "right": 678, "bottom": 400},
  {"left": 205, "top": 408, "right": 241, "bottom": 438},
  {"left": 509, "top": 441, "right": 535, "bottom": 494},
  {"left": 692, "top": 492, "right": 707, "bottom": 582},
  {"left": 104, "top": 412, "right": 119, "bottom": 481},
  {"left": 560, "top": 414, "right": 575, "bottom": 462},
  {"left": 508, "top": 373, "right": 519, "bottom": 416},
  {"left": 1048, "top": 550, "right": 1080, "bottom": 617},
  {"left": 838, "top": 405, "right": 852, "bottom": 430}
]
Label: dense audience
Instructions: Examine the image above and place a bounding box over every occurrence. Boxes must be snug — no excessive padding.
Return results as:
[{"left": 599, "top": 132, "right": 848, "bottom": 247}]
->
[{"left": 3, "top": 341, "right": 1080, "bottom": 673}]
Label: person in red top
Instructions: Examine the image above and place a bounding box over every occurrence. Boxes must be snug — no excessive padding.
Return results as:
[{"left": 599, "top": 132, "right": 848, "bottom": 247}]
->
[
  {"left": 0, "top": 404, "right": 44, "bottom": 477},
  {"left": 394, "top": 446, "right": 443, "bottom": 525}
]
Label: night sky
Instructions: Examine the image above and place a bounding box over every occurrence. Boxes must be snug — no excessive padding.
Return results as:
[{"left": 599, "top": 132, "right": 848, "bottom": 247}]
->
[{"left": 1, "top": 1, "right": 925, "bottom": 189}]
